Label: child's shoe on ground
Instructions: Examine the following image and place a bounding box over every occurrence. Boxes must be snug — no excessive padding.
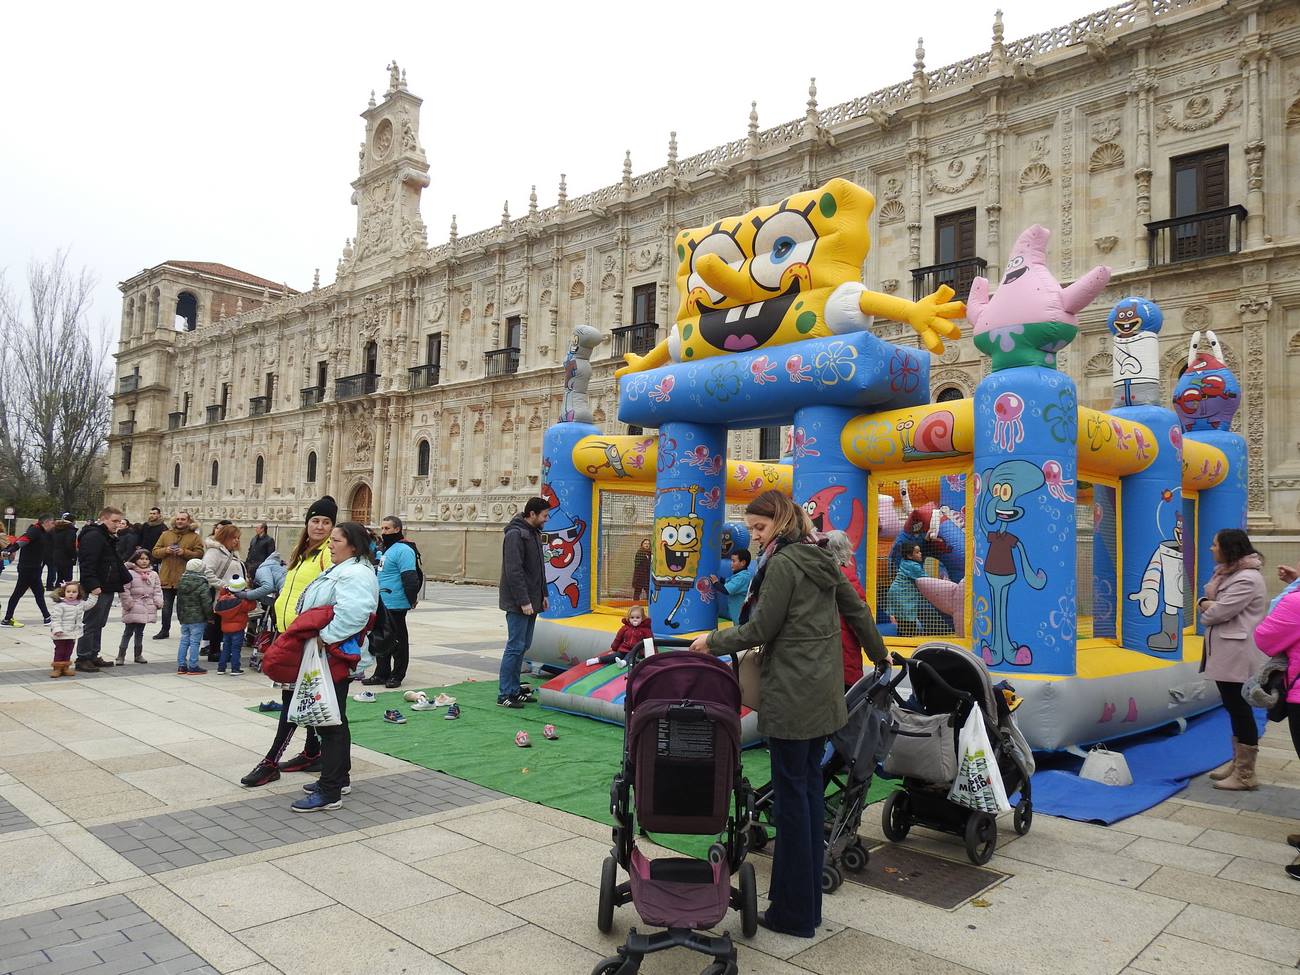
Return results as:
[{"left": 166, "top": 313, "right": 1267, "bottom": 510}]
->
[
  {"left": 444, "top": 704, "right": 461, "bottom": 720},
  {"left": 353, "top": 690, "right": 376, "bottom": 703},
  {"left": 383, "top": 709, "right": 406, "bottom": 724}
]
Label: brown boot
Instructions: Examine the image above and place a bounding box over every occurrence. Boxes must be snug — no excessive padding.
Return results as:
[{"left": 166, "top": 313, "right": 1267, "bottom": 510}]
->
[
  {"left": 1208, "top": 737, "right": 1237, "bottom": 781},
  {"left": 1214, "top": 743, "right": 1258, "bottom": 791},
  {"left": 49, "top": 661, "right": 61, "bottom": 678},
  {"left": 60, "top": 662, "right": 75, "bottom": 678}
]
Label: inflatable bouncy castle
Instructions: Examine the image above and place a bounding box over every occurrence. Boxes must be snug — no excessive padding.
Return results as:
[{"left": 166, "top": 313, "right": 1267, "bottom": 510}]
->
[{"left": 532, "top": 178, "right": 1246, "bottom": 752}]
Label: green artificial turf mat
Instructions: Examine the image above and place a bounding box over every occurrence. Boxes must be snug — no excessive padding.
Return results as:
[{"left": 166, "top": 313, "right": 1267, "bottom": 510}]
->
[{"left": 253, "top": 677, "right": 896, "bottom": 857}]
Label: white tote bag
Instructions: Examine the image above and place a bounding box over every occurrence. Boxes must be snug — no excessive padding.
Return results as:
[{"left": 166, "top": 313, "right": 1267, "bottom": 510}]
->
[
  {"left": 947, "top": 708, "right": 1012, "bottom": 813},
  {"left": 286, "top": 638, "right": 342, "bottom": 728}
]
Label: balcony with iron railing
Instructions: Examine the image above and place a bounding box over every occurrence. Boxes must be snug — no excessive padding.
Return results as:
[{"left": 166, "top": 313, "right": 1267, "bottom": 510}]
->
[
  {"left": 301, "top": 386, "right": 325, "bottom": 408},
  {"left": 911, "top": 257, "right": 988, "bottom": 302},
  {"left": 118, "top": 374, "right": 140, "bottom": 394},
  {"left": 409, "top": 364, "right": 441, "bottom": 391},
  {"left": 248, "top": 396, "right": 270, "bottom": 417},
  {"left": 118, "top": 420, "right": 135, "bottom": 436},
  {"left": 168, "top": 412, "right": 186, "bottom": 430},
  {"left": 485, "top": 347, "right": 520, "bottom": 378},
  {"left": 335, "top": 372, "right": 379, "bottom": 400},
  {"left": 611, "top": 322, "right": 657, "bottom": 360},
  {"left": 205, "top": 405, "right": 225, "bottom": 424},
  {"left": 1146, "top": 205, "right": 1247, "bottom": 267}
]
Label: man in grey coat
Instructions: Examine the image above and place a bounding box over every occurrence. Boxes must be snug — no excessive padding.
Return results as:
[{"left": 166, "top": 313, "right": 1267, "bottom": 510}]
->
[{"left": 497, "top": 497, "right": 549, "bottom": 707}]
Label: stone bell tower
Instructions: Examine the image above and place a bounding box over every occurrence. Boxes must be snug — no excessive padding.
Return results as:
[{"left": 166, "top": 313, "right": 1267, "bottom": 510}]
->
[{"left": 349, "top": 62, "right": 430, "bottom": 264}]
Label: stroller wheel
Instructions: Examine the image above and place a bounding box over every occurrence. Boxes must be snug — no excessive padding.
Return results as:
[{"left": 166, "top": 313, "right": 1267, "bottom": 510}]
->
[
  {"left": 738, "top": 861, "right": 758, "bottom": 938},
  {"left": 590, "top": 960, "right": 629, "bottom": 975},
  {"left": 881, "top": 790, "right": 912, "bottom": 843},
  {"left": 1014, "top": 799, "right": 1033, "bottom": 836},
  {"left": 597, "top": 856, "right": 617, "bottom": 934},
  {"left": 964, "top": 811, "right": 998, "bottom": 866},
  {"left": 821, "top": 862, "right": 843, "bottom": 894},
  {"left": 746, "top": 824, "right": 769, "bottom": 853},
  {"left": 841, "top": 841, "right": 869, "bottom": 873}
]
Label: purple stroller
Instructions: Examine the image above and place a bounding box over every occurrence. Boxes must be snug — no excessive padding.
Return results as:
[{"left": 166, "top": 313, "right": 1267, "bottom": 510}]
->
[{"left": 595, "top": 649, "right": 757, "bottom": 975}]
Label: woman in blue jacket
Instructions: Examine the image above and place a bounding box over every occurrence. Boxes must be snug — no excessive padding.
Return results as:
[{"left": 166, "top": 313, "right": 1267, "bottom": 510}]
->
[{"left": 362, "top": 516, "right": 420, "bottom": 689}]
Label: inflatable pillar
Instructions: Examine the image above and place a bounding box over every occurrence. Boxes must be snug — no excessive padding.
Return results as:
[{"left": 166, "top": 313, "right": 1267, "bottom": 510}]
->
[
  {"left": 1185, "top": 429, "right": 1247, "bottom": 625},
  {"left": 1113, "top": 405, "right": 1184, "bottom": 656},
  {"left": 793, "top": 405, "right": 870, "bottom": 588},
  {"left": 651, "top": 422, "right": 726, "bottom": 634},
  {"left": 540, "top": 421, "right": 599, "bottom": 619},
  {"left": 973, "top": 367, "right": 1078, "bottom": 675}
]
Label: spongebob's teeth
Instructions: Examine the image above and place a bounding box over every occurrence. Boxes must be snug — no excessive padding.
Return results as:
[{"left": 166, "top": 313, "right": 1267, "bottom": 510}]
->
[
  {"left": 744, "top": 301, "right": 763, "bottom": 319},
  {"left": 725, "top": 306, "right": 743, "bottom": 324}
]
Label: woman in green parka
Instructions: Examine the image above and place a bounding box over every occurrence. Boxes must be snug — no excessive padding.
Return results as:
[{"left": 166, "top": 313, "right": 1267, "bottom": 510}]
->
[{"left": 690, "top": 490, "right": 883, "bottom": 938}]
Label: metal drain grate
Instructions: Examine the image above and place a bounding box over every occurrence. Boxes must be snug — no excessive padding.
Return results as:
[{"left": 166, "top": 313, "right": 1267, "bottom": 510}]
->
[{"left": 852, "top": 843, "right": 1007, "bottom": 909}]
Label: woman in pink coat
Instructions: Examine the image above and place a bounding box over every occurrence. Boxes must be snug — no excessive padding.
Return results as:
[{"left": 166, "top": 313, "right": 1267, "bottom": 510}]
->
[
  {"left": 117, "top": 549, "right": 163, "bottom": 665},
  {"left": 1252, "top": 587, "right": 1300, "bottom": 877},
  {"left": 1197, "top": 529, "right": 1268, "bottom": 792}
]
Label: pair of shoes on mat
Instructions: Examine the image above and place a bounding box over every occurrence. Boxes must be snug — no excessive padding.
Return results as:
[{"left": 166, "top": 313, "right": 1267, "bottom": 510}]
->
[
  {"left": 412, "top": 693, "right": 456, "bottom": 711},
  {"left": 383, "top": 709, "right": 406, "bottom": 724}
]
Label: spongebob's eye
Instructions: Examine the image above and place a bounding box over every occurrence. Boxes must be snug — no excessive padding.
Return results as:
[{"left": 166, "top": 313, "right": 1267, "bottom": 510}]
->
[
  {"left": 660, "top": 526, "right": 679, "bottom": 546},
  {"left": 687, "top": 232, "right": 744, "bottom": 304},
  {"left": 678, "top": 525, "right": 697, "bottom": 546},
  {"left": 751, "top": 211, "right": 817, "bottom": 290}
]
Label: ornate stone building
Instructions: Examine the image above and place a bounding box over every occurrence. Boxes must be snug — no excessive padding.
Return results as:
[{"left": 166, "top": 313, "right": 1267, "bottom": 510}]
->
[{"left": 106, "top": 1, "right": 1300, "bottom": 580}]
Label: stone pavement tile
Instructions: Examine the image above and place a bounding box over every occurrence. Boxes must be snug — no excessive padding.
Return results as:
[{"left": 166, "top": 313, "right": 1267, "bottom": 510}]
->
[
  {"left": 0, "top": 726, "right": 62, "bottom": 760},
  {"left": 520, "top": 836, "right": 615, "bottom": 885},
  {"left": 1216, "top": 855, "right": 1300, "bottom": 894},
  {"left": 500, "top": 879, "right": 634, "bottom": 956},
  {"left": 992, "top": 832, "right": 1159, "bottom": 887},
  {"left": 238, "top": 904, "right": 455, "bottom": 975},
  {"left": 118, "top": 766, "right": 246, "bottom": 805},
  {"left": 165, "top": 862, "right": 334, "bottom": 931},
  {"left": 54, "top": 788, "right": 169, "bottom": 823},
  {"left": 1016, "top": 813, "right": 1137, "bottom": 854},
  {"left": 66, "top": 736, "right": 168, "bottom": 762},
  {"left": 436, "top": 923, "right": 602, "bottom": 975},
  {"left": 0, "top": 795, "right": 35, "bottom": 835},
  {"left": 1139, "top": 866, "right": 1300, "bottom": 929},
  {"left": 1190, "top": 827, "right": 1297, "bottom": 864},
  {"left": 1129, "top": 933, "right": 1297, "bottom": 975},
  {"left": 0, "top": 783, "right": 69, "bottom": 827},
  {"left": 0, "top": 747, "right": 99, "bottom": 777},
  {"left": 414, "top": 845, "right": 570, "bottom": 905},
  {"left": 1108, "top": 814, "right": 1206, "bottom": 845},
  {"left": 376, "top": 891, "right": 526, "bottom": 955},
  {"left": 790, "top": 928, "right": 980, "bottom": 975},
  {"left": 0, "top": 834, "right": 103, "bottom": 907},
  {"left": 361, "top": 822, "right": 480, "bottom": 862},
  {"left": 11, "top": 768, "right": 133, "bottom": 803},
  {"left": 1165, "top": 903, "right": 1300, "bottom": 967},
  {"left": 128, "top": 886, "right": 266, "bottom": 974},
  {"left": 272, "top": 843, "right": 456, "bottom": 914},
  {"left": 45, "top": 822, "right": 146, "bottom": 883},
  {"left": 1167, "top": 804, "right": 1299, "bottom": 842},
  {"left": 516, "top": 803, "right": 612, "bottom": 842},
  {"left": 822, "top": 855, "right": 1182, "bottom": 975},
  {"left": 95, "top": 752, "right": 188, "bottom": 776},
  {"left": 1121, "top": 837, "right": 1233, "bottom": 876},
  {"left": 440, "top": 807, "right": 575, "bottom": 854}
]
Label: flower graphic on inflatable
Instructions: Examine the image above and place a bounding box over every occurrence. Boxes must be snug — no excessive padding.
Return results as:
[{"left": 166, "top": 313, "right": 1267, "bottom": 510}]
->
[
  {"left": 886, "top": 348, "right": 919, "bottom": 394},
  {"left": 657, "top": 436, "right": 678, "bottom": 473},
  {"left": 704, "top": 362, "right": 742, "bottom": 402},
  {"left": 1043, "top": 389, "right": 1077, "bottom": 444},
  {"left": 750, "top": 355, "right": 778, "bottom": 385},
  {"left": 785, "top": 353, "right": 813, "bottom": 383},
  {"left": 815, "top": 341, "right": 859, "bottom": 386},
  {"left": 789, "top": 427, "right": 820, "bottom": 460},
  {"left": 623, "top": 375, "right": 649, "bottom": 402},
  {"left": 850, "top": 419, "right": 897, "bottom": 464},
  {"left": 1085, "top": 413, "right": 1114, "bottom": 452},
  {"left": 649, "top": 375, "right": 675, "bottom": 403}
]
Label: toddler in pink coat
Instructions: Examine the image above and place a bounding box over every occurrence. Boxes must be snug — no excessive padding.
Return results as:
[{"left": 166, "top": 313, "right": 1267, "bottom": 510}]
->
[{"left": 118, "top": 548, "right": 163, "bottom": 664}]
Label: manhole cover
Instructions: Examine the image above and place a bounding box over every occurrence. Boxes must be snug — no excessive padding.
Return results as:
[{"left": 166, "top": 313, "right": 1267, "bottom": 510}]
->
[{"left": 851, "top": 843, "right": 1007, "bottom": 909}]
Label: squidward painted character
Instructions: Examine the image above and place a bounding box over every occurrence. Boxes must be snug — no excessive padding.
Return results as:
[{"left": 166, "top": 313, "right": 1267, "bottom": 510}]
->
[
  {"left": 977, "top": 460, "right": 1048, "bottom": 667},
  {"left": 967, "top": 225, "right": 1111, "bottom": 371}
]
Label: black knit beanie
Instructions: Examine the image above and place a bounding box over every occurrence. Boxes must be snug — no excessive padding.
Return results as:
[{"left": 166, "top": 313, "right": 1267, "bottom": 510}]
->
[{"left": 306, "top": 495, "right": 338, "bottom": 524}]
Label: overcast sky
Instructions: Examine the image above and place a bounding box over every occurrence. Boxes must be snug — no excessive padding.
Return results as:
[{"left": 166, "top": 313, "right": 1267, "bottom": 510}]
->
[{"left": 2, "top": 0, "right": 1108, "bottom": 344}]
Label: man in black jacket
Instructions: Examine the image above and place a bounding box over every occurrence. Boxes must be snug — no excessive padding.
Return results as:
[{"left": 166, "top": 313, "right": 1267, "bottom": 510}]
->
[
  {"left": 46, "top": 514, "right": 77, "bottom": 589},
  {"left": 137, "top": 507, "right": 167, "bottom": 567},
  {"left": 246, "top": 522, "right": 275, "bottom": 578},
  {"left": 497, "top": 497, "right": 549, "bottom": 707},
  {"left": 76, "top": 506, "right": 130, "bottom": 671},
  {"left": 2, "top": 515, "right": 55, "bottom": 626}
]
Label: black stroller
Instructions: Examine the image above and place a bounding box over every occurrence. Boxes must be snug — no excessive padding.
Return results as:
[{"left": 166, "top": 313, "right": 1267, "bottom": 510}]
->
[
  {"left": 595, "top": 647, "right": 758, "bottom": 975},
  {"left": 880, "top": 643, "right": 1035, "bottom": 865},
  {"left": 746, "top": 662, "right": 897, "bottom": 893}
]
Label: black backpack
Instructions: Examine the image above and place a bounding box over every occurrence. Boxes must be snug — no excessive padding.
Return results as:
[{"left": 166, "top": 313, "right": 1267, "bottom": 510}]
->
[{"left": 399, "top": 539, "right": 425, "bottom": 606}]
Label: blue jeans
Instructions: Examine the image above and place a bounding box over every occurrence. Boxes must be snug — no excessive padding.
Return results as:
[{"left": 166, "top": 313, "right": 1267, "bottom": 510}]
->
[
  {"left": 767, "top": 736, "right": 826, "bottom": 935},
  {"left": 498, "top": 611, "right": 537, "bottom": 699},
  {"left": 218, "top": 631, "right": 243, "bottom": 672},
  {"left": 177, "top": 623, "right": 205, "bottom": 669}
]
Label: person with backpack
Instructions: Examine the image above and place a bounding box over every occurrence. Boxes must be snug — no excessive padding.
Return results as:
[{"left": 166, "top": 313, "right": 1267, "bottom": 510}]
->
[{"left": 363, "top": 515, "right": 421, "bottom": 689}]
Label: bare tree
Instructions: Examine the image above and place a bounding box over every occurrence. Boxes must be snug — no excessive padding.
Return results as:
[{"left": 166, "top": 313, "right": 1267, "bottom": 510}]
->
[{"left": 0, "top": 251, "right": 112, "bottom": 512}]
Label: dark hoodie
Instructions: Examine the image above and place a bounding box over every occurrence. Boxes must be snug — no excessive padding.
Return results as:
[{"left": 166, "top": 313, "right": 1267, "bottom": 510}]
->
[{"left": 499, "top": 514, "right": 545, "bottom": 613}]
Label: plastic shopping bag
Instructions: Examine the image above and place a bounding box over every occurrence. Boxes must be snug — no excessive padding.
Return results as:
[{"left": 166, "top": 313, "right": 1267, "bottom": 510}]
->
[
  {"left": 286, "top": 639, "right": 341, "bottom": 728},
  {"left": 947, "top": 708, "right": 1012, "bottom": 813}
]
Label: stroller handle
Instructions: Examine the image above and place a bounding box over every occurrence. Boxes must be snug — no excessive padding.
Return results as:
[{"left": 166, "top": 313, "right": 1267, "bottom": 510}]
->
[{"left": 889, "top": 651, "right": 973, "bottom": 703}]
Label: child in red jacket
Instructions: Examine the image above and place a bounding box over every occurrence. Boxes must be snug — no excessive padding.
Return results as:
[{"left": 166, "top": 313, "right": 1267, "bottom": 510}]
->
[
  {"left": 214, "top": 585, "right": 253, "bottom": 675},
  {"left": 586, "top": 605, "right": 652, "bottom": 668}
]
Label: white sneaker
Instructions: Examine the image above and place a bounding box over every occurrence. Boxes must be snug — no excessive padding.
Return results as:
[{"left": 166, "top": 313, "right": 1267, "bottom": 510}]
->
[
  {"left": 411, "top": 700, "right": 439, "bottom": 711},
  {"left": 352, "top": 691, "right": 376, "bottom": 703},
  {"left": 617, "top": 658, "right": 629, "bottom": 668},
  {"left": 585, "top": 657, "right": 601, "bottom": 666},
  {"left": 433, "top": 693, "right": 456, "bottom": 707}
]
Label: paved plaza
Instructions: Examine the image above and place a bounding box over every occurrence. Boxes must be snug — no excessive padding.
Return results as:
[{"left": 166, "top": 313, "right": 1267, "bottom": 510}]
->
[{"left": 1, "top": 578, "right": 1298, "bottom": 975}]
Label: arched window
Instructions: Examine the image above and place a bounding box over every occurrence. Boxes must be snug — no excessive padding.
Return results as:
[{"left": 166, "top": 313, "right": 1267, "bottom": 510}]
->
[
  {"left": 175, "top": 292, "right": 198, "bottom": 331},
  {"left": 416, "top": 439, "right": 430, "bottom": 476},
  {"left": 306, "top": 451, "right": 317, "bottom": 483},
  {"left": 210, "top": 460, "right": 219, "bottom": 487},
  {"left": 173, "top": 463, "right": 180, "bottom": 488},
  {"left": 364, "top": 341, "right": 378, "bottom": 375},
  {"left": 935, "top": 386, "right": 965, "bottom": 403},
  {"left": 254, "top": 455, "right": 264, "bottom": 485}
]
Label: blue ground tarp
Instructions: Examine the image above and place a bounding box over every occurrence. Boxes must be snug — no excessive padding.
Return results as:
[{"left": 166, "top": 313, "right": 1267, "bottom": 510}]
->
[{"left": 1026, "top": 706, "right": 1267, "bottom": 824}]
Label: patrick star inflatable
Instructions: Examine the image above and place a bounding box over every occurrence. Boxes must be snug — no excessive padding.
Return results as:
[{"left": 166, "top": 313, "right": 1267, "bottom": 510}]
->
[{"left": 968, "top": 225, "right": 1111, "bottom": 371}]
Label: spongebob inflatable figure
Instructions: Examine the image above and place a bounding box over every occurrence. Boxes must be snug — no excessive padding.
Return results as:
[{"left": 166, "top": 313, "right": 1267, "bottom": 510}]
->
[
  {"left": 616, "top": 177, "right": 964, "bottom": 377},
  {"left": 653, "top": 485, "right": 705, "bottom": 628}
]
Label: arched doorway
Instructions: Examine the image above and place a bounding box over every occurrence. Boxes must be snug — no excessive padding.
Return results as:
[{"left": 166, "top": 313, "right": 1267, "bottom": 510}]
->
[{"left": 349, "top": 483, "right": 372, "bottom": 525}]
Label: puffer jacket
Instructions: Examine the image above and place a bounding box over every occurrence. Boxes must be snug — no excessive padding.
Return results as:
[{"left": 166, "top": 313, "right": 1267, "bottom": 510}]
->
[
  {"left": 1253, "top": 588, "right": 1300, "bottom": 705},
  {"left": 201, "top": 538, "right": 246, "bottom": 588},
  {"left": 1199, "top": 554, "right": 1268, "bottom": 684},
  {"left": 119, "top": 564, "right": 163, "bottom": 624},
  {"left": 273, "top": 542, "right": 332, "bottom": 629},
  {"left": 295, "top": 556, "right": 379, "bottom": 646},
  {"left": 244, "top": 553, "right": 287, "bottom": 607},
  {"left": 48, "top": 593, "right": 99, "bottom": 640},
  {"left": 176, "top": 569, "right": 214, "bottom": 625},
  {"left": 262, "top": 605, "right": 365, "bottom": 684}
]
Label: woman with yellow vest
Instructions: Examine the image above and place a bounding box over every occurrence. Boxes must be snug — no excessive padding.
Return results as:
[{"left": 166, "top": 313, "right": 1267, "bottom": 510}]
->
[{"left": 240, "top": 496, "right": 336, "bottom": 788}]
